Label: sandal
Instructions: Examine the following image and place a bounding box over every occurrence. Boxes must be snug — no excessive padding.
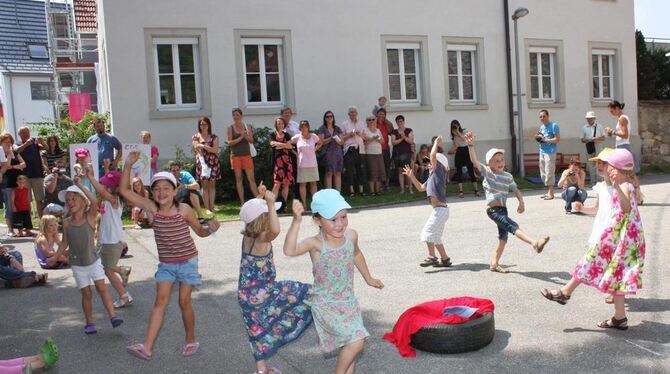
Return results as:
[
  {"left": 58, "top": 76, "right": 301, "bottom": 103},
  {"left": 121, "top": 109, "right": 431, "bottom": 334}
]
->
[
  {"left": 433, "top": 257, "right": 452, "bottom": 268},
  {"left": 541, "top": 288, "right": 570, "bottom": 305},
  {"left": 113, "top": 293, "right": 134, "bottom": 309},
  {"left": 419, "top": 256, "right": 439, "bottom": 267},
  {"left": 120, "top": 266, "right": 132, "bottom": 287},
  {"left": 36, "top": 273, "right": 48, "bottom": 284},
  {"left": 84, "top": 323, "right": 97, "bottom": 335},
  {"left": 597, "top": 316, "right": 628, "bottom": 330},
  {"left": 474, "top": 190, "right": 481, "bottom": 197},
  {"left": 489, "top": 265, "right": 509, "bottom": 273},
  {"left": 41, "top": 337, "right": 59, "bottom": 369},
  {"left": 182, "top": 341, "right": 200, "bottom": 357},
  {"left": 604, "top": 295, "right": 614, "bottom": 304},
  {"left": 533, "top": 236, "right": 550, "bottom": 253},
  {"left": 110, "top": 316, "right": 124, "bottom": 328},
  {"left": 458, "top": 191, "right": 464, "bottom": 198},
  {"left": 127, "top": 343, "right": 152, "bottom": 361},
  {"left": 543, "top": 195, "right": 555, "bottom": 200}
]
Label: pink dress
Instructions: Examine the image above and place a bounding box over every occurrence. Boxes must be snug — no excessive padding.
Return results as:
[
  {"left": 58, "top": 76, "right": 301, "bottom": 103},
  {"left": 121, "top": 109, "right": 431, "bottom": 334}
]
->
[{"left": 572, "top": 183, "right": 645, "bottom": 295}]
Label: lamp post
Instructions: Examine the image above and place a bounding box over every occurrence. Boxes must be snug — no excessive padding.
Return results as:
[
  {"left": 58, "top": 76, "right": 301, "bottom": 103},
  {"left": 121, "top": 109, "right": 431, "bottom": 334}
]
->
[{"left": 512, "top": 6, "right": 529, "bottom": 177}]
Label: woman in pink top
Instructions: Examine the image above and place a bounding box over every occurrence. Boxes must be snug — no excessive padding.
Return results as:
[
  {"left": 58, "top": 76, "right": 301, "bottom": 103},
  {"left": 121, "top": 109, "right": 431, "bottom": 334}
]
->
[{"left": 291, "top": 120, "right": 321, "bottom": 209}]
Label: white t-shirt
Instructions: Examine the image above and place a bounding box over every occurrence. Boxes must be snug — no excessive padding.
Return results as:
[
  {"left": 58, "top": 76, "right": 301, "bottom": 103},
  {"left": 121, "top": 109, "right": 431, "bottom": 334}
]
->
[
  {"left": 285, "top": 120, "right": 300, "bottom": 137},
  {"left": 363, "top": 128, "right": 382, "bottom": 155},
  {"left": 581, "top": 123, "right": 605, "bottom": 142},
  {"left": 588, "top": 182, "right": 614, "bottom": 245},
  {"left": 99, "top": 198, "right": 124, "bottom": 244}
]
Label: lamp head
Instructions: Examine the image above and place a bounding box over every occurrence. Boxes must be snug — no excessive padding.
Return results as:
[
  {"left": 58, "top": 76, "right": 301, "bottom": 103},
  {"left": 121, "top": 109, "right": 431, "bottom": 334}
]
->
[{"left": 512, "top": 7, "right": 529, "bottom": 20}]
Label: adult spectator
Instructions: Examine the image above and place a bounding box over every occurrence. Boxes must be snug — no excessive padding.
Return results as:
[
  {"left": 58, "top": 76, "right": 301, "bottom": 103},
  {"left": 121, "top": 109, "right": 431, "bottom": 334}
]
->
[
  {"left": 449, "top": 120, "right": 479, "bottom": 198},
  {"left": 194, "top": 116, "right": 221, "bottom": 211},
  {"left": 557, "top": 159, "right": 587, "bottom": 214},
  {"left": 605, "top": 100, "right": 642, "bottom": 203},
  {"left": 291, "top": 120, "right": 321, "bottom": 209},
  {"left": 226, "top": 109, "right": 258, "bottom": 205},
  {"left": 168, "top": 161, "right": 207, "bottom": 222},
  {"left": 42, "top": 158, "right": 73, "bottom": 217},
  {"left": 41, "top": 135, "right": 66, "bottom": 171},
  {"left": 375, "top": 108, "right": 393, "bottom": 191},
  {"left": 392, "top": 115, "right": 415, "bottom": 194},
  {"left": 87, "top": 118, "right": 122, "bottom": 175},
  {"left": 580, "top": 111, "right": 605, "bottom": 185},
  {"left": 0, "top": 245, "right": 47, "bottom": 288},
  {"left": 15, "top": 126, "right": 46, "bottom": 217},
  {"left": 316, "top": 110, "right": 344, "bottom": 191},
  {"left": 270, "top": 117, "right": 295, "bottom": 209},
  {"left": 340, "top": 106, "right": 367, "bottom": 197},
  {"left": 280, "top": 106, "right": 301, "bottom": 137},
  {"left": 535, "top": 109, "right": 560, "bottom": 200},
  {"left": 362, "top": 115, "right": 385, "bottom": 195},
  {"left": 1, "top": 132, "right": 26, "bottom": 237}
]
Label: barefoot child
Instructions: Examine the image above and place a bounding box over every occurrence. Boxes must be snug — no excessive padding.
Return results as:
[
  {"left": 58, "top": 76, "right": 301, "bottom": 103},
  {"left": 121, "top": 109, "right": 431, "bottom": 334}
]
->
[
  {"left": 238, "top": 183, "right": 312, "bottom": 374},
  {"left": 35, "top": 215, "right": 69, "bottom": 269},
  {"left": 120, "top": 152, "right": 220, "bottom": 360},
  {"left": 541, "top": 148, "right": 645, "bottom": 330},
  {"left": 464, "top": 132, "right": 550, "bottom": 273},
  {"left": 48, "top": 183, "right": 123, "bottom": 334},
  {"left": 402, "top": 135, "right": 453, "bottom": 268},
  {"left": 283, "top": 190, "right": 384, "bottom": 374}
]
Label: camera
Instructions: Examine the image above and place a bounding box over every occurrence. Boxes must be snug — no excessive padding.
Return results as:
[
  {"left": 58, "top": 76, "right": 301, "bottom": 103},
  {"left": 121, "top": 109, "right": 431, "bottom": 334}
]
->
[
  {"left": 568, "top": 171, "right": 576, "bottom": 176},
  {"left": 423, "top": 156, "right": 430, "bottom": 163},
  {"left": 534, "top": 132, "right": 545, "bottom": 143}
]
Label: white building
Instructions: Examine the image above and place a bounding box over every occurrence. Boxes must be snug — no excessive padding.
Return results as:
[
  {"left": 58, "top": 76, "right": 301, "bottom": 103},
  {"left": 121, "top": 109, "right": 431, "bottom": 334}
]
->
[{"left": 97, "top": 0, "right": 638, "bottom": 166}]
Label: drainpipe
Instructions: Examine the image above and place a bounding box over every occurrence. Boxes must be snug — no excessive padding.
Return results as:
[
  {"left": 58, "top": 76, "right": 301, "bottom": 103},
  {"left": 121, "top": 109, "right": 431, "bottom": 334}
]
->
[{"left": 503, "top": 0, "right": 518, "bottom": 172}]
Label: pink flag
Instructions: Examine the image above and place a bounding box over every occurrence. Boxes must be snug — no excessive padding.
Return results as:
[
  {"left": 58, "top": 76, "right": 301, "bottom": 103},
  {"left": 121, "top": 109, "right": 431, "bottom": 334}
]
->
[{"left": 69, "top": 92, "right": 92, "bottom": 122}]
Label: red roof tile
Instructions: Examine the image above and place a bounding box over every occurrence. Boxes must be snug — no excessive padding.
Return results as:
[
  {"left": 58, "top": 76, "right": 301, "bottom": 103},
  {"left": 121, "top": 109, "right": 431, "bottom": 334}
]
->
[{"left": 74, "top": 0, "right": 97, "bottom": 32}]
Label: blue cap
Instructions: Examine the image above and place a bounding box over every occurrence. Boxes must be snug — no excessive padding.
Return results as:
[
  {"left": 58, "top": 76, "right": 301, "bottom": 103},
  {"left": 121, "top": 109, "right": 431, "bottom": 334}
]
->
[{"left": 310, "top": 189, "right": 352, "bottom": 219}]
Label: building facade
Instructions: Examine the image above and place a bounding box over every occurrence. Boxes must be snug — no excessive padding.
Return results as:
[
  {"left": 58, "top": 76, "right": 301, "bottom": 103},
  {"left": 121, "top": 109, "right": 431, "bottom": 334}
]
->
[{"left": 97, "top": 0, "right": 638, "bottom": 166}]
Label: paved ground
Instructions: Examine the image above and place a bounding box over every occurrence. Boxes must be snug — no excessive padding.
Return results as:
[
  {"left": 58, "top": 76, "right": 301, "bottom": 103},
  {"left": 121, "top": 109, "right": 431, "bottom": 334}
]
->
[{"left": 1, "top": 175, "right": 669, "bottom": 373}]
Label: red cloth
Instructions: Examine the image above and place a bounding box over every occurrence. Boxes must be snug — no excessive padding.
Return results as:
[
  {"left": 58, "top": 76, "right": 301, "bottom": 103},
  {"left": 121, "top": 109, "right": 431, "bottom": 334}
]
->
[
  {"left": 68, "top": 92, "right": 91, "bottom": 122},
  {"left": 383, "top": 296, "right": 495, "bottom": 358}
]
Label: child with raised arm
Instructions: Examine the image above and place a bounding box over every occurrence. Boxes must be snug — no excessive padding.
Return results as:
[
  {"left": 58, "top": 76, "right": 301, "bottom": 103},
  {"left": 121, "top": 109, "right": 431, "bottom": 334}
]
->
[
  {"left": 402, "top": 135, "right": 453, "bottom": 268},
  {"left": 283, "top": 190, "right": 383, "bottom": 374},
  {"left": 120, "top": 151, "right": 220, "bottom": 361},
  {"left": 238, "top": 183, "right": 313, "bottom": 374},
  {"left": 47, "top": 181, "right": 123, "bottom": 334},
  {"left": 464, "top": 132, "right": 550, "bottom": 273}
]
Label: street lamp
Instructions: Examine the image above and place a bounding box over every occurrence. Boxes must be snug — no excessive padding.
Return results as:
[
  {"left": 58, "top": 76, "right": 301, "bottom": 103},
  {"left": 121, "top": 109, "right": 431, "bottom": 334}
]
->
[{"left": 512, "top": 6, "right": 529, "bottom": 177}]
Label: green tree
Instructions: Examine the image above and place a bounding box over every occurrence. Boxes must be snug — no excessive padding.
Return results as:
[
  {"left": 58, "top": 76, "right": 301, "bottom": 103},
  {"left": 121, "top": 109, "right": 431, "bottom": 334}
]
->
[{"left": 636, "top": 30, "right": 670, "bottom": 100}]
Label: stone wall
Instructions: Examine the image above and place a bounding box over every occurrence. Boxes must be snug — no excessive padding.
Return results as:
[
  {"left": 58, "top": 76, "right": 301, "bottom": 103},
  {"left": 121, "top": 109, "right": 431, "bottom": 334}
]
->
[{"left": 639, "top": 100, "right": 670, "bottom": 165}]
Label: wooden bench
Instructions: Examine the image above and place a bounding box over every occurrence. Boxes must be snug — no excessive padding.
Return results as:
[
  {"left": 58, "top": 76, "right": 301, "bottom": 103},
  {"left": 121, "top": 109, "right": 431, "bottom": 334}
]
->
[{"left": 524, "top": 153, "right": 581, "bottom": 172}]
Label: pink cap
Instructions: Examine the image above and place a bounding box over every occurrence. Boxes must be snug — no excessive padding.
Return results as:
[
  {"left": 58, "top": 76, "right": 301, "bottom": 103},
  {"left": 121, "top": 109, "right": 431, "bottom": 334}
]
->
[
  {"left": 74, "top": 148, "right": 90, "bottom": 159},
  {"left": 99, "top": 171, "right": 122, "bottom": 188},
  {"left": 601, "top": 148, "right": 634, "bottom": 171}
]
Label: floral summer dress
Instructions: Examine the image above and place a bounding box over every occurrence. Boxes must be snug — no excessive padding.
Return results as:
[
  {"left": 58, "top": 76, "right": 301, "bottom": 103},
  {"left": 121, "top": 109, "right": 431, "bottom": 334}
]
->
[
  {"left": 572, "top": 182, "right": 645, "bottom": 295},
  {"left": 312, "top": 236, "right": 370, "bottom": 353},
  {"left": 271, "top": 131, "right": 295, "bottom": 186},
  {"left": 237, "top": 239, "right": 313, "bottom": 361},
  {"left": 192, "top": 133, "right": 221, "bottom": 181}
]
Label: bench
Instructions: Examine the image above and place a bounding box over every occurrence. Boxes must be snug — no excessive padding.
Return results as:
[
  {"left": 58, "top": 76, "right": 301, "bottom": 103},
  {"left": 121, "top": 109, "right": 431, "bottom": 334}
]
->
[{"left": 524, "top": 153, "right": 581, "bottom": 172}]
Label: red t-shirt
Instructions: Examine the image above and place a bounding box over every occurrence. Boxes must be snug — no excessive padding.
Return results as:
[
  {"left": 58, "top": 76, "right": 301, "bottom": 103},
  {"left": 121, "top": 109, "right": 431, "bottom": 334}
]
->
[{"left": 13, "top": 187, "right": 31, "bottom": 212}]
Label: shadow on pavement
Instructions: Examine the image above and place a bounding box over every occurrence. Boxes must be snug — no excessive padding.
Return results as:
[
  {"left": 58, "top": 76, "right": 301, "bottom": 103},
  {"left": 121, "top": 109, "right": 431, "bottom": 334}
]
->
[
  {"left": 508, "top": 270, "right": 573, "bottom": 285},
  {"left": 627, "top": 298, "right": 670, "bottom": 313}
]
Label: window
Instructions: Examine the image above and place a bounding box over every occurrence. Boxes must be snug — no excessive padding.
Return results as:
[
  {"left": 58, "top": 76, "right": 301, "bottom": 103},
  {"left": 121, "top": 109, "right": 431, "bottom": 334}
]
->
[
  {"left": 386, "top": 43, "right": 421, "bottom": 103},
  {"left": 592, "top": 49, "right": 615, "bottom": 100},
  {"left": 152, "top": 37, "right": 200, "bottom": 108},
  {"left": 529, "top": 47, "right": 556, "bottom": 101},
  {"left": 447, "top": 45, "right": 476, "bottom": 103},
  {"left": 30, "top": 82, "right": 52, "bottom": 100},
  {"left": 241, "top": 38, "right": 284, "bottom": 105},
  {"left": 28, "top": 45, "right": 48, "bottom": 59}
]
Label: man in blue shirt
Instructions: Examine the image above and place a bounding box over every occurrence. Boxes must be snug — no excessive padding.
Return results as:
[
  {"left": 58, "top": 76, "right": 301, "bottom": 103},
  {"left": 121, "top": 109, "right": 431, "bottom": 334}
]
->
[
  {"left": 87, "top": 119, "right": 122, "bottom": 175},
  {"left": 536, "top": 109, "right": 560, "bottom": 199}
]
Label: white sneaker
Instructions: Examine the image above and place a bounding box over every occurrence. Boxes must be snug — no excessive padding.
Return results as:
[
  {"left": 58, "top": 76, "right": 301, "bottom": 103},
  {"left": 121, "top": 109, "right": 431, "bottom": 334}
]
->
[{"left": 113, "top": 293, "right": 133, "bottom": 309}]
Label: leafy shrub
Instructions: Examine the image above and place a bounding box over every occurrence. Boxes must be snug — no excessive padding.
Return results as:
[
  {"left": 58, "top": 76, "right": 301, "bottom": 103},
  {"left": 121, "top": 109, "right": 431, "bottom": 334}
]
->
[{"left": 30, "top": 111, "right": 109, "bottom": 151}]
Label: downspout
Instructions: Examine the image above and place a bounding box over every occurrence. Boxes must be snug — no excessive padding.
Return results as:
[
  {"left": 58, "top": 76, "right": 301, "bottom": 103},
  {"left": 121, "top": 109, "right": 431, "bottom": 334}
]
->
[{"left": 503, "top": 0, "right": 518, "bottom": 172}]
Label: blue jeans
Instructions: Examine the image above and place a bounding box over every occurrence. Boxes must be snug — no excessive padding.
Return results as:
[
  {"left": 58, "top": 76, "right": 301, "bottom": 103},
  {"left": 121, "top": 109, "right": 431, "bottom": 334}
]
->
[
  {"left": 155, "top": 257, "right": 201, "bottom": 286},
  {"left": 486, "top": 206, "right": 519, "bottom": 241},
  {"left": 561, "top": 186, "right": 587, "bottom": 211},
  {"left": 0, "top": 251, "right": 34, "bottom": 282}
]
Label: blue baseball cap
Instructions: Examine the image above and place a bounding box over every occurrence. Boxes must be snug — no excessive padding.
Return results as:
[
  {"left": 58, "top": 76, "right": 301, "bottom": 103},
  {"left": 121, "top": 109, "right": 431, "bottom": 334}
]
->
[{"left": 310, "top": 189, "right": 352, "bottom": 219}]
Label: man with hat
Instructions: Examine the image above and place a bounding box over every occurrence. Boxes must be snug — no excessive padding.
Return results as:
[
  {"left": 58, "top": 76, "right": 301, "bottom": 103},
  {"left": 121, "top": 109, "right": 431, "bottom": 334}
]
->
[{"left": 580, "top": 111, "right": 606, "bottom": 185}]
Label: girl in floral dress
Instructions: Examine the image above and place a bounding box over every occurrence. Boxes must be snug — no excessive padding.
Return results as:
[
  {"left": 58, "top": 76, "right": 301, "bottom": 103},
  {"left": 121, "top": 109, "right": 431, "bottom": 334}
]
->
[
  {"left": 238, "top": 183, "right": 312, "bottom": 374},
  {"left": 284, "top": 189, "right": 384, "bottom": 374},
  {"left": 541, "top": 148, "right": 645, "bottom": 330},
  {"left": 270, "top": 117, "right": 295, "bottom": 211}
]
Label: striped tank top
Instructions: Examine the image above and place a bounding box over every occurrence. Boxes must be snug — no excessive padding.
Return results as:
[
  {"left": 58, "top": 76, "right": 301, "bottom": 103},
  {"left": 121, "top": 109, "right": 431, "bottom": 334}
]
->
[{"left": 152, "top": 211, "right": 198, "bottom": 263}]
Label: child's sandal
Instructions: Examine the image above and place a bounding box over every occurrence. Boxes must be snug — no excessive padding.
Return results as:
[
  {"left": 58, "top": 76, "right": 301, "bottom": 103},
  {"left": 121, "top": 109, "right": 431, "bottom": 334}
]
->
[
  {"left": 540, "top": 288, "right": 570, "bottom": 305},
  {"left": 458, "top": 191, "right": 465, "bottom": 198},
  {"left": 127, "top": 343, "right": 152, "bottom": 361},
  {"left": 597, "top": 316, "right": 628, "bottom": 330},
  {"left": 419, "top": 256, "right": 439, "bottom": 267}
]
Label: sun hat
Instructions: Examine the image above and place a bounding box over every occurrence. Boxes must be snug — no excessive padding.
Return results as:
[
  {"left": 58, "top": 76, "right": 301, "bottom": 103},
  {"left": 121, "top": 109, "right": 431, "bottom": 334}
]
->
[
  {"left": 436, "top": 153, "right": 449, "bottom": 170},
  {"left": 150, "top": 171, "right": 177, "bottom": 188},
  {"left": 485, "top": 148, "right": 505, "bottom": 164},
  {"left": 589, "top": 147, "right": 614, "bottom": 162},
  {"left": 74, "top": 148, "right": 90, "bottom": 159},
  {"left": 585, "top": 111, "right": 597, "bottom": 119},
  {"left": 99, "top": 171, "right": 122, "bottom": 189},
  {"left": 601, "top": 148, "right": 634, "bottom": 171},
  {"left": 58, "top": 185, "right": 90, "bottom": 205},
  {"left": 240, "top": 198, "right": 282, "bottom": 224},
  {"left": 311, "top": 189, "right": 352, "bottom": 220}
]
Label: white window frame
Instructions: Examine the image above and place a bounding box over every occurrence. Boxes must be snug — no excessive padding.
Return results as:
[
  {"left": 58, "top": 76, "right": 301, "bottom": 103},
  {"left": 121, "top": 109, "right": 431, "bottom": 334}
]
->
[
  {"left": 241, "top": 38, "right": 285, "bottom": 107},
  {"left": 152, "top": 37, "right": 201, "bottom": 110},
  {"left": 446, "top": 44, "right": 477, "bottom": 104},
  {"left": 386, "top": 43, "right": 421, "bottom": 104},
  {"left": 592, "top": 49, "right": 615, "bottom": 100},
  {"left": 529, "top": 47, "right": 556, "bottom": 102}
]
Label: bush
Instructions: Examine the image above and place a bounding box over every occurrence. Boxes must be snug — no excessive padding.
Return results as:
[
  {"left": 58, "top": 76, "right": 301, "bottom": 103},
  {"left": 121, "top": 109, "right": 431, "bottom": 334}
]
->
[{"left": 30, "top": 111, "right": 109, "bottom": 151}]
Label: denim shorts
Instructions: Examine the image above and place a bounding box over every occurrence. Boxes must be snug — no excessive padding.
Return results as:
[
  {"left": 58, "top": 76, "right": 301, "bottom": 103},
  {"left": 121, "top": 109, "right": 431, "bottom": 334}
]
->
[
  {"left": 155, "top": 256, "right": 201, "bottom": 287},
  {"left": 486, "top": 206, "right": 519, "bottom": 241}
]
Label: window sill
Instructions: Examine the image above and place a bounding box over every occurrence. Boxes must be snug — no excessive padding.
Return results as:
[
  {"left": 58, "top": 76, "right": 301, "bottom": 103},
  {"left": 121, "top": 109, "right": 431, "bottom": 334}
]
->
[
  {"left": 240, "top": 105, "right": 286, "bottom": 116},
  {"left": 590, "top": 100, "right": 612, "bottom": 107},
  {"left": 387, "top": 104, "right": 433, "bottom": 112},
  {"left": 149, "top": 107, "right": 211, "bottom": 120},
  {"left": 527, "top": 102, "right": 565, "bottom": 109},
  {"left": 444, "top": 104, "right": 489, "bottom": 111}
]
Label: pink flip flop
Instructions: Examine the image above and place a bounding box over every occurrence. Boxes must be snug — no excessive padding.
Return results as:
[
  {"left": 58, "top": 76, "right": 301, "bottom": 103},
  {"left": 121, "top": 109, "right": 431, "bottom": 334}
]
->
[
  {"left": 181, "top": 341, "right": 200, "bottom": 357},
  {"left": 127, "top": 343, "right": 152, "bottom": 361}
]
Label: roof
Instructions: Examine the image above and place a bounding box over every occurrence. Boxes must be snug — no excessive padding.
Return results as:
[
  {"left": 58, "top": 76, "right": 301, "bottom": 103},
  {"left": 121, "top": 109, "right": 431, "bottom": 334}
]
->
[
  {"left": 73, "top": 0, "right": 95, "bottom": 32},
  {"left": 0, "top": 0, "right": 53, "bottom": 74}
]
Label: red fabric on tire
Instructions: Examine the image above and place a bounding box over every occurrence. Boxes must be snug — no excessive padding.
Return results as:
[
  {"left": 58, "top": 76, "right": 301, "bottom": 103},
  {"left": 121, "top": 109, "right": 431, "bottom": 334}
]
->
[{"left": 382, "top": 296, "right": 495, "bottom": 357}]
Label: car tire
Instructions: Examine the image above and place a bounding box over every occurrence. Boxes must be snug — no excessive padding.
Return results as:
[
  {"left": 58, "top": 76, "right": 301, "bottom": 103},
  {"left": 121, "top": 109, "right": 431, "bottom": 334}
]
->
[{"left": 410, "top": 312, "right": 495, "bottom": 354}]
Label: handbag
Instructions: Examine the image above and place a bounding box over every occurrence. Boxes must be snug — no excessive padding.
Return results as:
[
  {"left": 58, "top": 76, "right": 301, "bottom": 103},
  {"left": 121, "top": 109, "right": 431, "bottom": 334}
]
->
[
  {"left": 585, "top": 125, "right": 597, "bottom": 154},
  {"left": 249, "top": 143, "right": 257, "bottom": 158}
]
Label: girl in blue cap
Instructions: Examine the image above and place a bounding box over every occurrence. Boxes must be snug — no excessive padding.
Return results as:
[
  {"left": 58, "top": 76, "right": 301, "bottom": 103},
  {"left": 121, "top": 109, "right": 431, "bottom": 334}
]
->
[{"left": 284, "top": 190, "right": 383, "bottom": 374}]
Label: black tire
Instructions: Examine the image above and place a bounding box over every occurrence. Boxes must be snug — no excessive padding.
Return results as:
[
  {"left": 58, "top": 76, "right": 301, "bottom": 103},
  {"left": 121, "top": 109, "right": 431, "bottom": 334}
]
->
[{"left": 410, "top": 312, "right": 495, "bottom": 354}]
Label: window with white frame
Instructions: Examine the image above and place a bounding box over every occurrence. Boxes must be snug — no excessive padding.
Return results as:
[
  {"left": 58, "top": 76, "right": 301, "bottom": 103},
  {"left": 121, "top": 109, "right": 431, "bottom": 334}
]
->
[
  {"left": 386, "top": 43, "right": 421, "bottom": 103},
  {"left": 447, "top": 45, "right": 477, "bottom": 103},
  {"left": 529, "top": 47, "right": 556, "bottom": 101},
  {"left": 242, "top": 38, "right": 284, "bottom": 105},
  {"left": 592, "top": 49, "right": 615, "bottom": 100},
  {"left": 153, "top": 37, "right": 200, "bottom": 108}
]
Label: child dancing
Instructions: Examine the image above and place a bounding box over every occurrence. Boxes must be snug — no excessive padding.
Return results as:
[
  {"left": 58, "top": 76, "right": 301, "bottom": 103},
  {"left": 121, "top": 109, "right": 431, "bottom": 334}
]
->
[
  {"left": 238, "top": 183, "right": 312, "bottom": 374},
  {"left": 120, "top": 152, "right": 220, "bottom": 360},
  {"left": 464, "top": 132, "right": 549, "bottom": 273},
  {"left": 284, "top": 189, "right": 383, "bottom": 374}
]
